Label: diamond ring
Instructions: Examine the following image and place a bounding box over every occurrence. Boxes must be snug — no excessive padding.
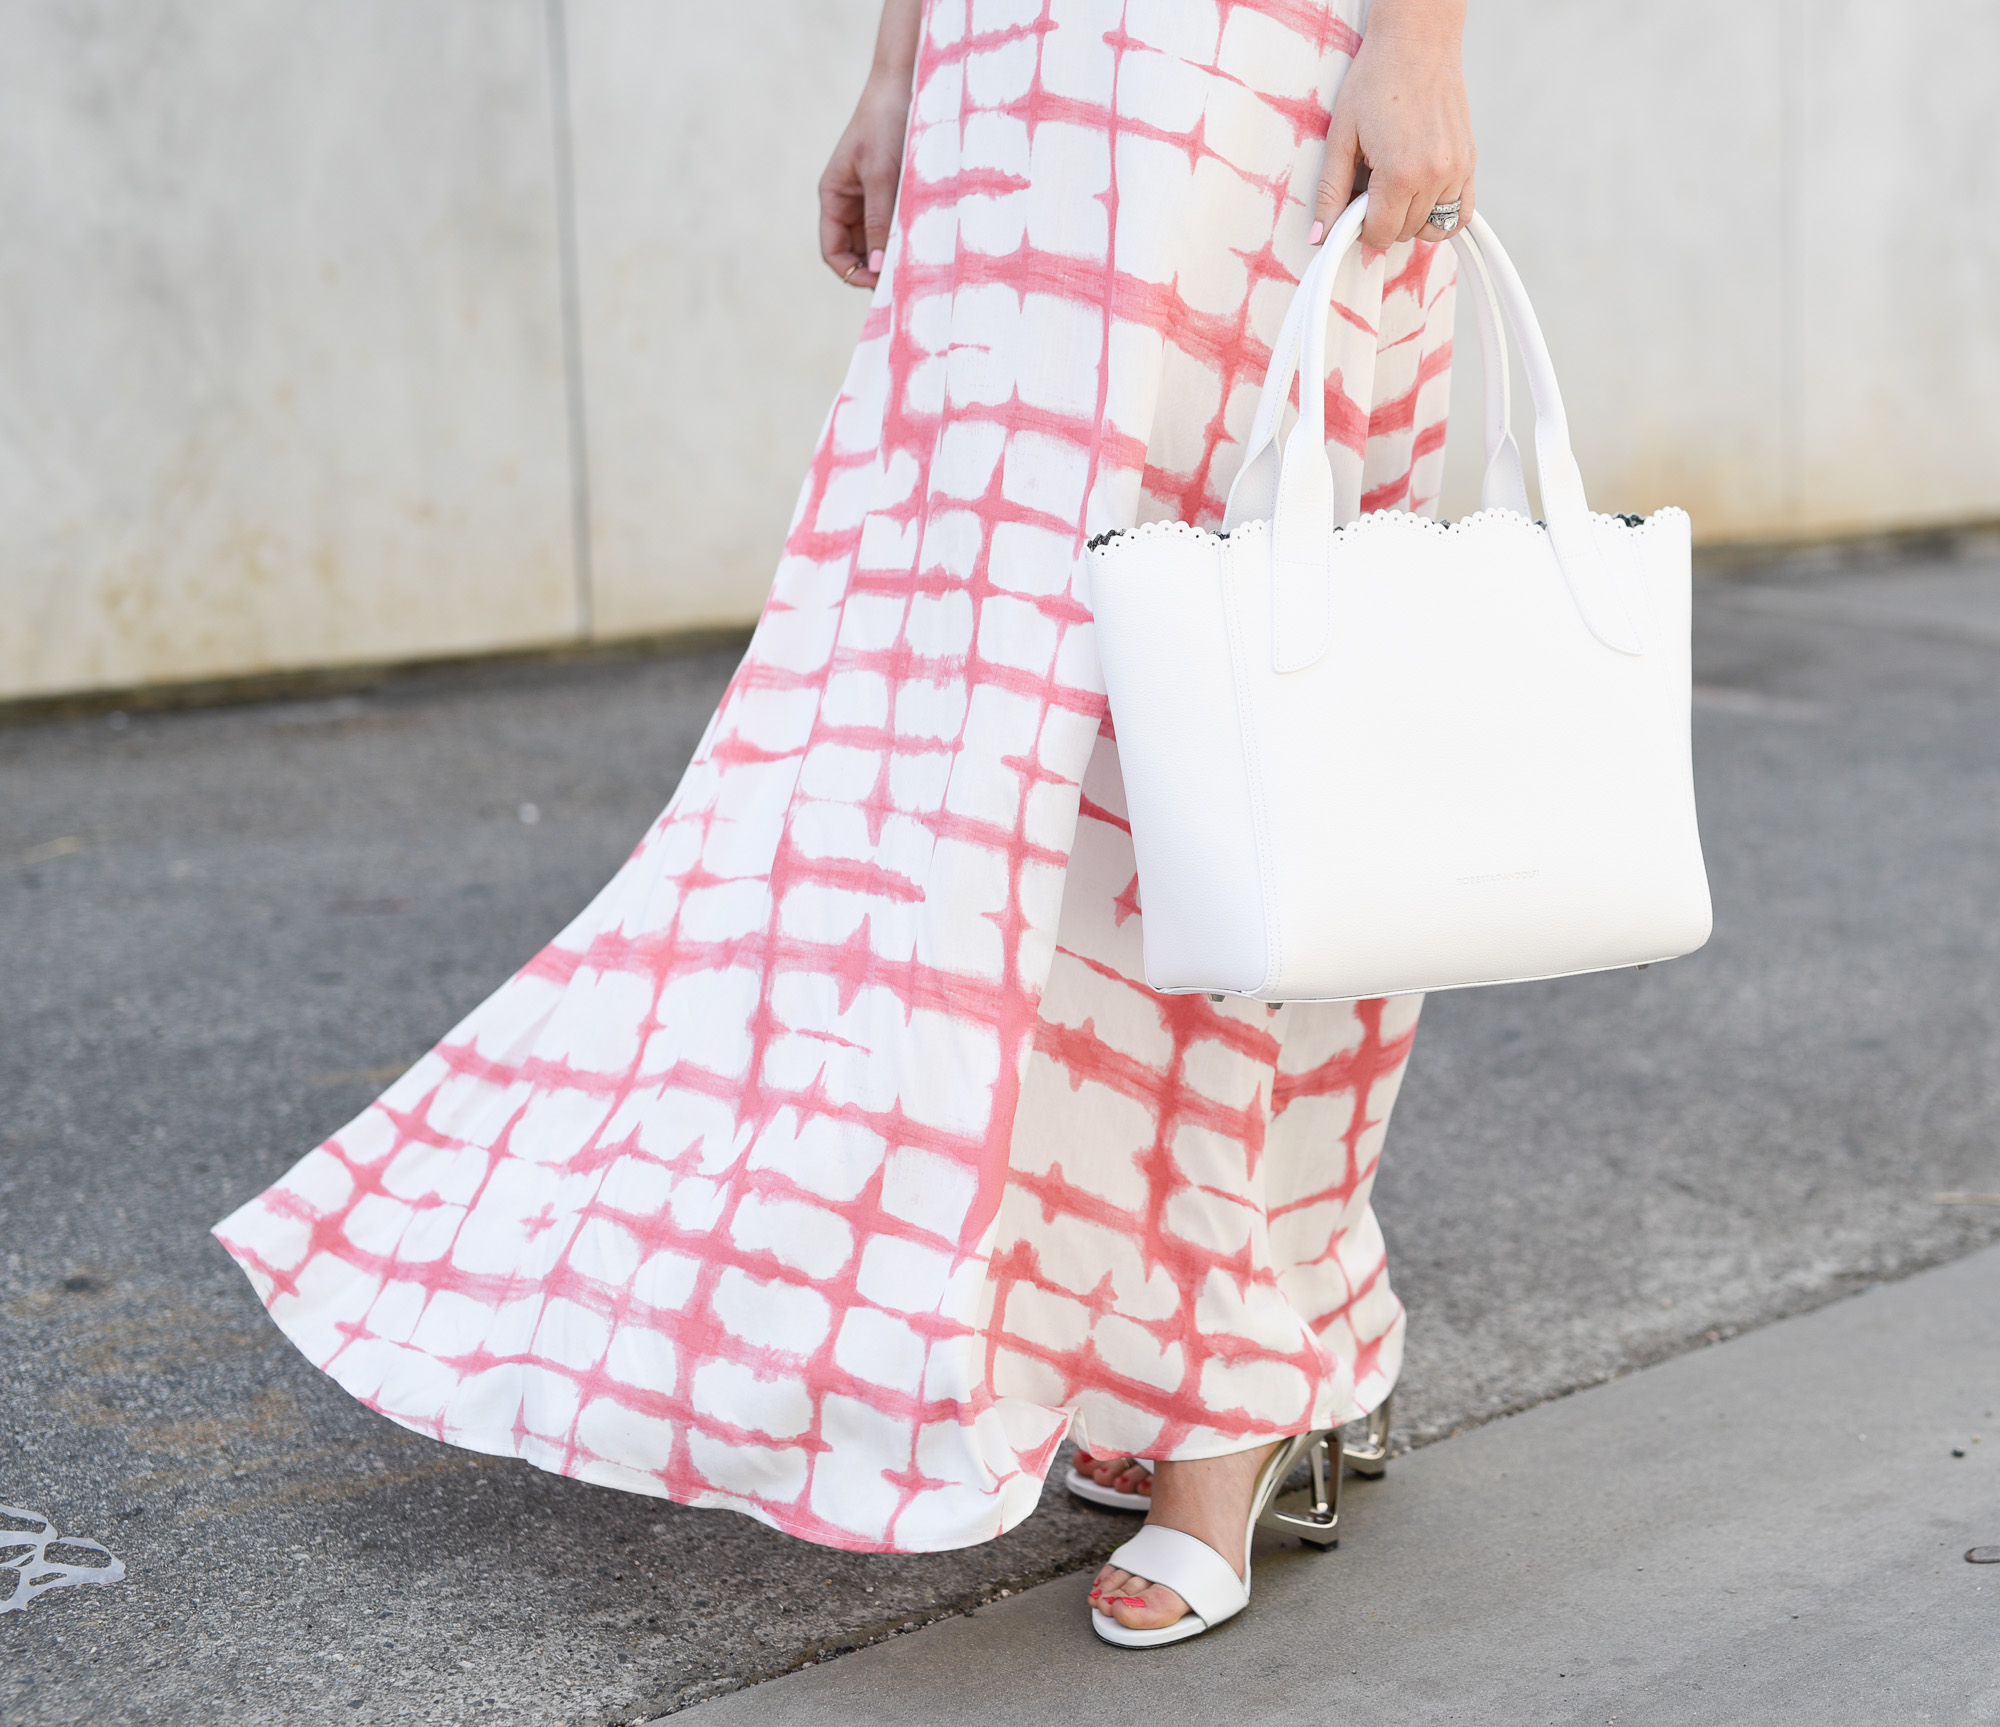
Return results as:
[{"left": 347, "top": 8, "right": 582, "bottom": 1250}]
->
[{"left": 1426, "top": 199, "right": 1464, "bottom": 235}]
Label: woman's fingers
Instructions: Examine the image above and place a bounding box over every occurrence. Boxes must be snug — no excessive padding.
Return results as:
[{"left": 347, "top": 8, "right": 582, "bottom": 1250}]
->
[
  {"left": 819, "top": 141, "right": 868, "bottom": 283},
  {"left": 819, "top": 146, "right": 891, "bottom": 290},
  {"left": 820, "top": 211, "right": 863, "bottom": 284},
  {"left": 1349, "top": 164, "right": 1472, "bottom": 250},
  {"left": 1310, "top": 120, "right": 1365, "bottom": 245},
  {"left": 1440, "top": 176, "right": 1472, "bottom": 242},
  {"left": 858, "top": 148, "right": 899, "bottom": 286},
  {"left": 1360, "top": 174, "right": 1426, "bottom": 249},
  {"left": 1361, "top": 145, "right": 1466, "bottom": 247},
  {"left": 1412, "top": 176, "right": 1474, "bottom": 245},
  {"left": 818, "top": 60, "right": 914, "bottom": 289}
]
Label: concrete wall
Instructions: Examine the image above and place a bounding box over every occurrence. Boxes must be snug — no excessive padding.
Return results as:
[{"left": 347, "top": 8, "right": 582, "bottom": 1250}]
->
[
  {"left": 2, "top": 1, "right": 1996, "bottom": 703},
  {"left": 0, "top": 3, "right": 582, "bottom": 700},
  {"left": 564, "top": 0, "right": 878, "bottom": 642},
  {"left": 1439, "top": 0, "right": 2000, "bottom": 533}
]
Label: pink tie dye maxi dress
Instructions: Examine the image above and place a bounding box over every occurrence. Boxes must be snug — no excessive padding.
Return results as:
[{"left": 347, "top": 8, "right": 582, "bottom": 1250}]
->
[{"left": 217, "top": 0, "right": 1456, "bottom": 1555}]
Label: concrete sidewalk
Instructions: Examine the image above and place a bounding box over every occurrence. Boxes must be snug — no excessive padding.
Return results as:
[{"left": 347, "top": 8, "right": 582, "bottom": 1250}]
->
[{"left": 689, "top": 1243, "right": 2000, "bottom": 1726}]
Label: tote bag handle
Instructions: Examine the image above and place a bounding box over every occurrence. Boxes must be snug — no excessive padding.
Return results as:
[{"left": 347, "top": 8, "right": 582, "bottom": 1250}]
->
[
  {"left": 1224, "top": 199, "right": 1528, "bottom": 532},
  {"left": 1224, "top": 197, "right": 1642, "bottom": 668}
]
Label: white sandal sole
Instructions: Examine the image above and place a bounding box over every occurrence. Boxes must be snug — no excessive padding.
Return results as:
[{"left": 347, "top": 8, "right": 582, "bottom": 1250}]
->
[{"left": 1088, "top": 1603, "right": 1216, "bottom": 1647}]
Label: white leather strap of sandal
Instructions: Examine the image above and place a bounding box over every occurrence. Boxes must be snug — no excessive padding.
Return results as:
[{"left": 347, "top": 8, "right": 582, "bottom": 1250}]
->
[{"left": 1104, "top": 1524, "right": 1248, "bottom": 1628}]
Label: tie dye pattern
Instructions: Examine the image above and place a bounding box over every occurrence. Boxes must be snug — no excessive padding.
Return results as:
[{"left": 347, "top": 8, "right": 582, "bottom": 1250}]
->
[{"left": 216, "top": 0, "right": 1455, "bottom": 1554}]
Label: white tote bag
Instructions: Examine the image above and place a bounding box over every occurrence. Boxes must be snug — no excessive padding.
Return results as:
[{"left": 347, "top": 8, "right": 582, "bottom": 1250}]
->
[{"left": 1086, "top": 198, "right": 1712, "bottom": 1003}]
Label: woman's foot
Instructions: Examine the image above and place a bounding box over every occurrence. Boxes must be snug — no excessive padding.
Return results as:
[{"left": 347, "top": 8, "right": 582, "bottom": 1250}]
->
[
  {"left": 1086, "top": 1441, "right": 1281, "bottom": 1631},
  {"left": 1077, "top": 1451, "right": 1152, "bottom": 1498}
]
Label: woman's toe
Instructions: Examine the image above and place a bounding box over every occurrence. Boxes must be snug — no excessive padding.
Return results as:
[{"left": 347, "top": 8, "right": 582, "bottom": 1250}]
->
[
  {"left": 1089, "top": 1562, "right": 1188, "bottom": 1629},
  {"left": 1106, "top": 1577, "right": 1190, "bottom": 1631},
  {"left": 1084, "top": 1455, "right": 1152, "bottom": 1494},
  {"left": 1089, "top": 1564, "right": 1133, "bottom": 1607}
]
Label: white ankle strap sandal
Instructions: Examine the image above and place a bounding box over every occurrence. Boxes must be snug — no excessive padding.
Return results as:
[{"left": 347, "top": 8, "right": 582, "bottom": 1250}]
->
[{"left": 1090, "top": 1429, "right": 1343, "bottom": 1648}]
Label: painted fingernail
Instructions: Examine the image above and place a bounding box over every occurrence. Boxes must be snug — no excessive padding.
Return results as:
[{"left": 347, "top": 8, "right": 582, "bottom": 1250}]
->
[
  {"left": 868, "top": 248, "right": 885, "bottom": 273},
  {"left": 1307, "top": 220, "right": 1325, "bottom": 246}
]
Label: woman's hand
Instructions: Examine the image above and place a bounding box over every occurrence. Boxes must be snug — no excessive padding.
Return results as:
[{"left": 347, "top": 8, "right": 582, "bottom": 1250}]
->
[
  {"left": 1312, "top": 0, "right": 1475, "bottom": 251},
  {"left": 820, "top": 0, "right": 922, "bottom": 290}
]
